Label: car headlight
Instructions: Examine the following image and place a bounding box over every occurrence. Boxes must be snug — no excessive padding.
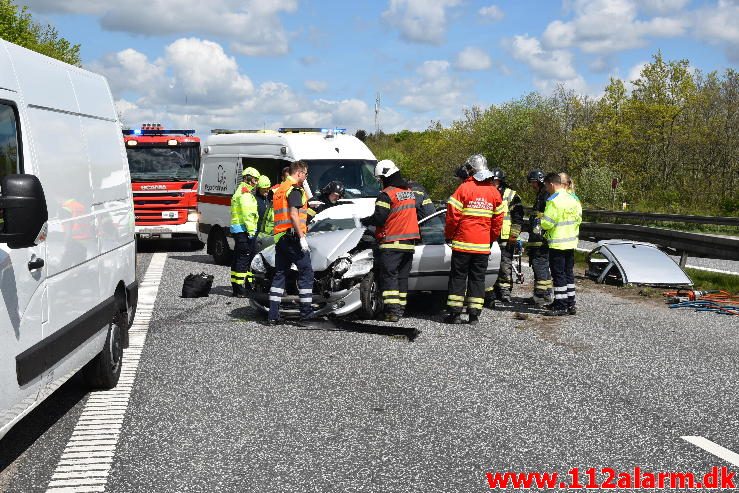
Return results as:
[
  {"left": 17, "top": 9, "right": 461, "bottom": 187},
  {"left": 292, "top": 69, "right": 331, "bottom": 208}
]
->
[
  {"left": 187, "top": 211, "right": 200, "bottom": 222},
  {"left": 333, "top": 258, "right": 351, "bottom": 277},
  {"left": 343, "top": 256, "right": 373, "bottom": 278},
  {"left": 251, "top": 254, "right": 266, "bottom": 274}
]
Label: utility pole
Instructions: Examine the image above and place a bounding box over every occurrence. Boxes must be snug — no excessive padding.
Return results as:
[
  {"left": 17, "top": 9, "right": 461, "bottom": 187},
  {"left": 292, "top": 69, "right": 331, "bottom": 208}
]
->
[{"left": 374, "top": 92, "right": 381, "bottom": 135}]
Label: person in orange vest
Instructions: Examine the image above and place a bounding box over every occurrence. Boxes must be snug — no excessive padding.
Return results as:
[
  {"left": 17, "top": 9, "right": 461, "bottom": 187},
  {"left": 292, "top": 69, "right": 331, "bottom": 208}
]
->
[
  {"left": 267, "top": 161, "right": 315, "bottom": 326},
  {"left": 444, "top": 154, "right": 504, "bottom": 325},
  {"left": 360, "top": 160, "right": 423, "bottom": 322}
]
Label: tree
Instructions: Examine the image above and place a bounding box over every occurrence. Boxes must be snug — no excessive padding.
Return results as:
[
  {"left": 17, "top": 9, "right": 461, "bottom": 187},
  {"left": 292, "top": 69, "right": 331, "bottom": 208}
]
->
[
  {"left": 354, "top": 129, "right": 367, "bottom": 142},
  {"left": 0, "top": 0, "right": 81, "bottom": 66}
]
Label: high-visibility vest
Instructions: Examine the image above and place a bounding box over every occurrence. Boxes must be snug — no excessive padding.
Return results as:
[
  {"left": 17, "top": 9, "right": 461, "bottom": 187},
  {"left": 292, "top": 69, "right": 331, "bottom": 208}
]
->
[
  {"left": 445, "top": 178, "right": 503, "bottom": 254},
  {"left": 273, "top": 177, "right": 308, "bottom": 236},
  {"left": 540, "top": 191, "right": 582, "bottom": 250},
  {"left": 230, "top": 182, "right": 258, "bottom": 235},
  {"left": 499, "top": 187, "right": 517, "bottom": 240},
  {"left": 375, "top": 186, "right": 420, "bottom": 246}
]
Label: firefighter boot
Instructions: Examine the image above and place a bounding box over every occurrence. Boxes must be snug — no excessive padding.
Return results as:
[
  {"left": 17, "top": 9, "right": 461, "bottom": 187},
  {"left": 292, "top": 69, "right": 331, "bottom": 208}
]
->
[{"left": 232, "top": 282, "right": 248, "bottom": 298}]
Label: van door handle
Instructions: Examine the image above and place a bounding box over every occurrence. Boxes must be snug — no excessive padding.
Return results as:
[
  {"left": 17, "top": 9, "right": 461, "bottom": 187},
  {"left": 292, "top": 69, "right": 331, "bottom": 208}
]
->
[{"left": 28, "top": 258, "right": 44, "bottom": 271}]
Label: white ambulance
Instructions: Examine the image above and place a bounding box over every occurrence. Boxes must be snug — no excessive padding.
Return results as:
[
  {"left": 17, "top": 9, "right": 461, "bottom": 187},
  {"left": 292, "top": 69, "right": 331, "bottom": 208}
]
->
[
  {"left": 197, "top": 128, "right": 379, "bottom": 264},
  {"left": 0, "top": 40, "right": 136, "bottom": 441}
]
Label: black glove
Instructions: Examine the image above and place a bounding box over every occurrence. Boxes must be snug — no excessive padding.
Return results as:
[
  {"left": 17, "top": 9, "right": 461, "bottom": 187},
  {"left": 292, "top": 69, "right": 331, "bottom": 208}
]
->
[{"left": 359, "top": 216, "right": 372, "bottom": 226}]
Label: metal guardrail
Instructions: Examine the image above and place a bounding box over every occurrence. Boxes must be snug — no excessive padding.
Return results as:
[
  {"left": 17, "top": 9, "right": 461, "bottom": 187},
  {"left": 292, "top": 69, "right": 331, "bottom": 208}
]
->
[
  {"left": 579, "top": 223, "right": 739, "bottom": 262},
  {"left": 521, "top": 207, "right": 739, "bottom": 227},
  {"left": 580, "top": 210, "right": 739, "bottom": 227}
]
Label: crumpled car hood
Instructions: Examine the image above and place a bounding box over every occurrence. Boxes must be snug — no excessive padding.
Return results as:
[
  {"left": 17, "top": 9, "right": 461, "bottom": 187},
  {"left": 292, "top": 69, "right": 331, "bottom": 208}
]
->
[{"left": 260, "top": 227, "right": 367, "bottom": 271}]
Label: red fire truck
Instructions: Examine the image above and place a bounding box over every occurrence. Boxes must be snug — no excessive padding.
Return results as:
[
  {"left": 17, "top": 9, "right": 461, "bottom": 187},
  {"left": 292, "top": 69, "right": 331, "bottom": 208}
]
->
[{"left": 122, "top": 124, "right": 201, "bottom": 242}]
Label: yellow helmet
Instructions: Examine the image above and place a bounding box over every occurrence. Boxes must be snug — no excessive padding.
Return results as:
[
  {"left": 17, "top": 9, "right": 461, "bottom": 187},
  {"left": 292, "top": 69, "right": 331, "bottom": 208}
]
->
[
  {"left": 257, "top": 175, "right": 271, "bottom": 188},
  {"left": 242, "top": 167, "right": 260, "bottom": 178}
]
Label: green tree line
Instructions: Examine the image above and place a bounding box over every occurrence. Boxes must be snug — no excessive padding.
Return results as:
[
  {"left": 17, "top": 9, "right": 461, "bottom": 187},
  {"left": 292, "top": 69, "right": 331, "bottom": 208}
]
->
[
  {"left": 0, "top": 0, "right": 81, "bottom": 65},
  {"left": 365, "top": 53, "right": 738, "bottom": 216}
]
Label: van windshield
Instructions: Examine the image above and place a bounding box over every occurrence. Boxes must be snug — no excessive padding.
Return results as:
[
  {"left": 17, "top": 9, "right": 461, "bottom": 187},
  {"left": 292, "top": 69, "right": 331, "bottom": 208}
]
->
[
  {"left": 304, "top": 159, "right": 380, "bottom": 198},
  {"left": 127, "top": 144, "right": 201, "bottom": 182}
]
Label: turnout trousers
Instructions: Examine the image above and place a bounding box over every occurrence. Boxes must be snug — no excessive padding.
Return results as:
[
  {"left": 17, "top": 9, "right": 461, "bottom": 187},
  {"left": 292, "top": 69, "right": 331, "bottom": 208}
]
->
[
  {"left": 378, "top": 249, "right": 413, "bottom": 316},
  {"left": 447, "top": 251, "right": 489, "bottom": 317},
  {"left": 528, "top": 244, "right": 553, "bottom": 302},
  {"left": 231, "top": 232, "right": 254, "bottom": 292},
  {"left": 549, "top": 249, "right": 575, "bottom": 310},
  {"left": 492, "top": 240, "right": 514, "bottom": 300},
  {"left": 268, "top": 235, "right": 314, "bottom": 321}
]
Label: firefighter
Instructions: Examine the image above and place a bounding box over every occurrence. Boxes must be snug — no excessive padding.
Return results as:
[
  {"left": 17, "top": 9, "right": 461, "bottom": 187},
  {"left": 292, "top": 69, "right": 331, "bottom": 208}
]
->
[
  {"left": 526, "top": 169, "right": 554, "bottom": 305},
  {"left": 360, "top": 159, "right": 422, "bottom": 322},
  {"left": 267, "top": 161, "right": 314, "bottom": 326},
  {"left": 408, "top": 180, "right": 437, "bottom": 219},
  {"left": 487, "top": 168, "right": 524, "bottom": 307},
  {"left": 444, "top": 154, "right": 503, "bottom": 325},
  {"left": 230, "top": 167, "right": 261, "bottom": 298},
  {"left": 307, "top": 180, "right": 345, "bottom": 221},
  {"left": 540, "top": 172, "right": 582, "bottom": 316},
  {"left": 254, "top": 175, "right": 272, "bottom": 233}
]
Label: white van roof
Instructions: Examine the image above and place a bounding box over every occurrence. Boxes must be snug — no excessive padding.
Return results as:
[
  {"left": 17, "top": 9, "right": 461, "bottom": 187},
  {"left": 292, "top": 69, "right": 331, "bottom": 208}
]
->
[{"left": 204, "top": 131, "right": 376, "bottom": 161}]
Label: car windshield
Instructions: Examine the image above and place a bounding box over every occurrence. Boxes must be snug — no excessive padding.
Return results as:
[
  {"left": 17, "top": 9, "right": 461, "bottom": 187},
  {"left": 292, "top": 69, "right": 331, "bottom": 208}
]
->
[
  {"left": 309, "top": 217, "right": 361, "bottom": 233},
  {"left": 127, "top": 145, "right": 200, "bottom": 182},
  {"left": 304, "top": 159, "right": 380, "bottom": 198}
]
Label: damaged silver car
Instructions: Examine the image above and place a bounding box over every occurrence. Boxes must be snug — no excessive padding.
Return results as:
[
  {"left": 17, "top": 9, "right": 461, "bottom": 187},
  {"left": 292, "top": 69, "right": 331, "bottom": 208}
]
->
[{"left": 248, "top": 209, "right": 501, "bottom": 318}]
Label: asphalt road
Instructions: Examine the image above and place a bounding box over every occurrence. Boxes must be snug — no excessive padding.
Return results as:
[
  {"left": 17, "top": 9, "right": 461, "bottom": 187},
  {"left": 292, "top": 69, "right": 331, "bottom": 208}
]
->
[{"left": 1, "top": 240, "right": 737, "bottom": 492}]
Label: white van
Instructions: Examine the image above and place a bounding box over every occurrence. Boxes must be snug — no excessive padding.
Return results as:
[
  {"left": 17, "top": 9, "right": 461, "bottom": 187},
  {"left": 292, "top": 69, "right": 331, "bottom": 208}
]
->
[
  {"left": 0, "top": 40, "right": 137, "bottom": 441},
  {"left": 197, "top": 128, "right": 378, "bottom": 264}
]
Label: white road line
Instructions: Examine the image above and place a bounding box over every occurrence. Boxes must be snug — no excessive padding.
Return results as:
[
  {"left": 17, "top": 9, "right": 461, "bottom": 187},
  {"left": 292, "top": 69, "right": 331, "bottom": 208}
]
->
[
  {"left": 45, "top": 253, "right": 167, "bottom": 493},
  {"left": 682, "top": 436, "right": 739, "bottom": 467}
]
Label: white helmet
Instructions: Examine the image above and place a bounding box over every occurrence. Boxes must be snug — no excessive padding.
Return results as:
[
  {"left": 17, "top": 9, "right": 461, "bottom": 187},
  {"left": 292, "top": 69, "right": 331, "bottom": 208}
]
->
[
  {"left": 375, "top": 159, "right": 400, "bottom": 178},
  {"left": 465, "top": 154, "right": 493, "bottom": 181}
]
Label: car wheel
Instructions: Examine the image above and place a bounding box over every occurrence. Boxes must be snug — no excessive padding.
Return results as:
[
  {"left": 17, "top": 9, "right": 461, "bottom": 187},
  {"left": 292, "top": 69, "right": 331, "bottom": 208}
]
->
[
  {"left": 209, "top": 227, "right": 232, "bottom": 265},
  {"left": 359, "top": 271, "right": 381, "bottom": 319},
  {"left": 82, "top": 309, "right": 124, "bottom": 390}
]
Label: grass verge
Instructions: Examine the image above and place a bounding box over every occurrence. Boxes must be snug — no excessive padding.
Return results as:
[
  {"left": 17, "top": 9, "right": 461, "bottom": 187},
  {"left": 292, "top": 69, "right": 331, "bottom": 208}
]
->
[{"left": 684, "top": 268, "right": 739, "bottom": 294}]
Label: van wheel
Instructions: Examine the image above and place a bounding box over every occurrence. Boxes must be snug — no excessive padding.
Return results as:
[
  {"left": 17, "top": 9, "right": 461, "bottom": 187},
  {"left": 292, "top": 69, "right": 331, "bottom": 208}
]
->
[
  {"left": 209, "top": 228, "right": 232, "bottom": 265},
  {"left": 82, "top": 310, "right": 124, "bottom": 390},
  {"left": 358, "top": 272, "right": 381, "bottom": 319}
]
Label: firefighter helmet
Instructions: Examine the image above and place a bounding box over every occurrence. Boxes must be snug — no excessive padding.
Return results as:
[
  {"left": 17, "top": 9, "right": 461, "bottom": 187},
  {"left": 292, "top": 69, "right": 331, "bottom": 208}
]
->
[
  {"left": 322, "top": 180, "right": 345, "bottom": 197},
  {"left": 527, "top": 169, "right": 545, "bottom": 183},
  {"left": 375, "top": 159, "right": 400, "bottom": 178},
  {"left": 257, "top": 175, "right": 271, "bottom": 188},
  {"left": 242, "top": 167, "right": 260, "bottom": 178},
  {"left": 465, "top": 154, "right": 493, "bottom": 181}
]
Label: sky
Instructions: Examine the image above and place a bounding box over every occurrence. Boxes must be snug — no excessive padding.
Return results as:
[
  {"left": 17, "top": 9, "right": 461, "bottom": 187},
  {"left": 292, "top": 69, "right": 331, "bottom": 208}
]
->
[{"left": 16, "top": 0, "right": 739, "bottom": 135}]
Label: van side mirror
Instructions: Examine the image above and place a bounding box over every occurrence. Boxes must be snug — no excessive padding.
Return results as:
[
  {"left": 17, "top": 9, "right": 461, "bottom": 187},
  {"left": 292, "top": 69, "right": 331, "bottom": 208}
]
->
[{"left": 0, "top": 174, "right": 49, "bottom": 249}]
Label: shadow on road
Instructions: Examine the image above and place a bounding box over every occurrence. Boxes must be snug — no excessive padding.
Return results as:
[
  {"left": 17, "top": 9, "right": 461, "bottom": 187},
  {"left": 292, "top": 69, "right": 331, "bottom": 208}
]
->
[
  {"left": 169, "top": 254, "right": 215, "bottom": 266},
  {"left": 136, "top": 238, "right": 203, "bottom": 253},
  {"left": 0, "top": 375, "right": 88, "bottom": 473}
]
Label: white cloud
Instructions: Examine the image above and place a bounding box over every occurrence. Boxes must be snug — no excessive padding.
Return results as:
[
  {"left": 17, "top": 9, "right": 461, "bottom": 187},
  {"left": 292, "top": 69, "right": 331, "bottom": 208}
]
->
[
  {"left": 692, "top": 0, "right": 739, "bottom": 62},
  {"left": 21, "top": 0, "right": 297, "bottom": 57},
  {"left": 396, "top": 60, "right": 472, "bottom": 117},
  {"left": 541, "top": 0, "right": 687, "bottom": 54},
  {"left": 479, "top": 5, "right": 504, "bottom": 22},
  {"left": 509, "top": 35, "right": 589, "bottom": 94},
  {"left": 382, "top": 0, "right": 461, "bottom": 44},
  {"left": 640, "top": 0, "right": 690, "bottom": 15},
  {"left": 454, "top": 47, "right": 492, "bottom": 71},
  {"left": 624, "top": 61, "right": 648, "bottom": 90},
  {"left": 304, "top": 80, "right": 328, "bottom": 93}
]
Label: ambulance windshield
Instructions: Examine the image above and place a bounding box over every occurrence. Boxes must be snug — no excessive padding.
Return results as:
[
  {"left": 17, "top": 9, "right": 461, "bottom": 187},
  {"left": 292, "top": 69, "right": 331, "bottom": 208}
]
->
[
  {"left": 304, "top": 159, "right": 380, "bottom": 198},
  {"left": 127, "top": 144, "right": 201, "bottom": 182}
]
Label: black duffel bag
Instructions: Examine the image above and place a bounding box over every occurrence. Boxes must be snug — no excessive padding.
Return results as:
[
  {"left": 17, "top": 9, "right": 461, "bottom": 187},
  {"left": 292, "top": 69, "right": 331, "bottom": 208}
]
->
[{"left": 182, "top": 272, "right": 214, "bottom": 298}]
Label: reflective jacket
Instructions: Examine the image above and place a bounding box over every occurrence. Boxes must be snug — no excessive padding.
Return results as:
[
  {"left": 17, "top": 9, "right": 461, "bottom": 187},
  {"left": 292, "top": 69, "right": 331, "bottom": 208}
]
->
[
  {"left": 255, "top": 190, "right": 274, "bottom": 237},
  {"left": 445, "top": 178, "right": 503, "bottom": 254},
  {"left": 230, "top": 182, "right": 258, "bottom": 235},
  {"left": 374, "top": 186, "right": 421, "bottom": 250},
  {"left": 527, "top": 187, "right": 549, "bottom": 247},
  {"left": 272, "top": 176, "right": 308, "bottom": 237},
  {"left": 499, "top": 187, "right": 524, "bottom": 240},
  {"left": 540, "top": 191, "right": 582, "bottom": 250}
]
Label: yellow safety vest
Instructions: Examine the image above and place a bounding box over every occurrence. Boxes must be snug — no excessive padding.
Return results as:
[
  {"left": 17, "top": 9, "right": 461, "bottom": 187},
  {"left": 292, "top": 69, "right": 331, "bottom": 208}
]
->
[{"left": 540, "top": 192, "right": 582, "bottom": 250}]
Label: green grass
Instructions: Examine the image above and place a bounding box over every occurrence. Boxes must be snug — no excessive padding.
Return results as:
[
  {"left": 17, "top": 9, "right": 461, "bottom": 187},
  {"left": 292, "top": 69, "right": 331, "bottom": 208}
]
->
[{"left": 685, "top": 268, "right": 739, "bottom": 294}]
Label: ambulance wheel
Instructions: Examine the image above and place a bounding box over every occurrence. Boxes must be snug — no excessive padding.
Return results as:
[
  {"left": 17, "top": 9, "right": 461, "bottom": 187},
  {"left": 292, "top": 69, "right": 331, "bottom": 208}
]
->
[
  {"left": 209, "top": 228, "right": 232, "bottom": 266},
  {"left": 359, "top": 271, "right": 381, "bottom": 319},
  {"left": 82, "top": 308, "right": 124, "bottom": 390}
]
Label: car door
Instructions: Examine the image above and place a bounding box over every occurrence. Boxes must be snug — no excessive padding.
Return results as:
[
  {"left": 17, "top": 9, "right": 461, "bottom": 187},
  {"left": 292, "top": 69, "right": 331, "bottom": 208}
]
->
[
  {"left": 0, "top": 98, "right": 46, "bottom": 432},
  {"left": 410, "top": 211, "right": 451, "bottom": 291}
]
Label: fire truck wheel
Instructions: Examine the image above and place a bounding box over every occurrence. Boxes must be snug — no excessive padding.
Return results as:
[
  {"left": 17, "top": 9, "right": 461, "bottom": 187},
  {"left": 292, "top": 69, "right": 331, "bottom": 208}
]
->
[{"left": 209, "top": 227, "right": 232, "bottom": 266}]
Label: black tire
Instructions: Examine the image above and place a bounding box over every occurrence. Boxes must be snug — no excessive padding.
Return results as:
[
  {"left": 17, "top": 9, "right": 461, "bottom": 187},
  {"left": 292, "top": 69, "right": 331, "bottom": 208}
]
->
[
  {"left": 209, "top": 227, "right": 232, "bottom": 266},
  {"left": 82, "top": 309, "right": 124, "bottom": 390},
  {"left": 358, "top": 271, "right": 381, "bottom": 319}
]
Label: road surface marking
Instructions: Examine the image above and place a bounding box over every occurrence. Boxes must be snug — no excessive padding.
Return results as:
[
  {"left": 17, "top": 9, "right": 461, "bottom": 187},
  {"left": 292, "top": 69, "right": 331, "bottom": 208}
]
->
[
  {"left": 682, "top": 436, "right": 739, "bottom": 467},
  {"left": 45, "top": 253, "right": 167, "bottom": 493}
]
